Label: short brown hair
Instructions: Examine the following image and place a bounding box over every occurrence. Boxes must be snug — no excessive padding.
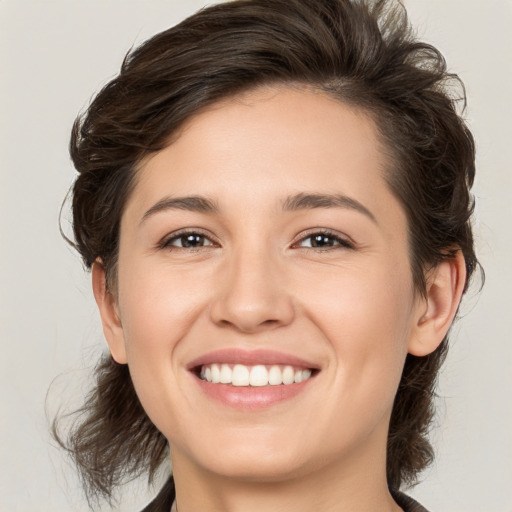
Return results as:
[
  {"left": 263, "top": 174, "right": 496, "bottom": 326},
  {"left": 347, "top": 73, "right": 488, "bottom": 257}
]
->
[{"left": 54, "top": 0, "right": 479, "bottom": 505}]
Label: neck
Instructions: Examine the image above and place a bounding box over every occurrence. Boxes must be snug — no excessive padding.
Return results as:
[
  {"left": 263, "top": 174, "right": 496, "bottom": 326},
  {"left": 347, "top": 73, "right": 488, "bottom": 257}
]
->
[{"left": 170, "top": 439, "right": 402, "bottom": 512}]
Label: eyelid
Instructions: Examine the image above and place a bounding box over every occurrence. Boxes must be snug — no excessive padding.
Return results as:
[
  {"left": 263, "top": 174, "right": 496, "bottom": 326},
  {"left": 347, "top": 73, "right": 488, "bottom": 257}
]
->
[
  {"left": 157, "top": 227, "right": 354, "bottom": 251},
  {"left": 158, "top": 228, "right": 220, "bottom": 249},
  {"left": 291, "top": 228, "right": 355, "bottom": 250}
]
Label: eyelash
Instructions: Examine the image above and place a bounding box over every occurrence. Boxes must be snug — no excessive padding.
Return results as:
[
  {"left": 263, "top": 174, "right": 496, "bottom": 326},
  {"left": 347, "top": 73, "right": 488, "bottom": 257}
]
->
[
  {"left": 159, "top": 229, "right": 217, "bottom": 251},
  {"left": 292, "top": 229, "right": 354, "bottom": 251},
  {"left": 159, "top": 228, "right": 354, "bottom": 252}
]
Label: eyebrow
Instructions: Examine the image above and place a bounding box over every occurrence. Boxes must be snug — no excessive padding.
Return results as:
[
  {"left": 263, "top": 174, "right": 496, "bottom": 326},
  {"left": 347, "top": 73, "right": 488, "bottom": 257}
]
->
[
  {"left": 141, "top": 195, "right": 219, "bottom": 224},
  {"left": 140, "top": 192, "right": 377, "bottom": 224},
  {"left": 282, "top": 192, "right": 377, "bottom": 223}
]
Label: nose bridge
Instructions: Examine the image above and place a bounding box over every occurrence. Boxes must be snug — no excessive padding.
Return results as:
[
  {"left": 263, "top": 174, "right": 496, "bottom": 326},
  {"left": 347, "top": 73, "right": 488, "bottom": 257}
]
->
[{"left": 210, "top": 238, "right": 294, "bottom": 332}]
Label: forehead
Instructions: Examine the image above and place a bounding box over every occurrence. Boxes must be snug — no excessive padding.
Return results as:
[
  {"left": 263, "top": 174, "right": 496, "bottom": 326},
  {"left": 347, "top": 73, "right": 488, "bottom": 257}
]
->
[{"left": 130, "top": 86, "right": 392, "bottom": 208}]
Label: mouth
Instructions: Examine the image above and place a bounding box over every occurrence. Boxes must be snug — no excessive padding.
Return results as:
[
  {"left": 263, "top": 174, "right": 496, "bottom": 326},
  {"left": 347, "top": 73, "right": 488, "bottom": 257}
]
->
[
  {"left": 187, "top": 349, "right": 320, "bottom": 409},
  {"left": 195, "top": 363, "right": 316, "bottom": 386}
]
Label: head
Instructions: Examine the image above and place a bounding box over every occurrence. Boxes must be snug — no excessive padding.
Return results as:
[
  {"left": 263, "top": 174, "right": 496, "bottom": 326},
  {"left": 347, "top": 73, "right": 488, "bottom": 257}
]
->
[{"left": 59, "top": 0, "right": 477, "bottom": 503}]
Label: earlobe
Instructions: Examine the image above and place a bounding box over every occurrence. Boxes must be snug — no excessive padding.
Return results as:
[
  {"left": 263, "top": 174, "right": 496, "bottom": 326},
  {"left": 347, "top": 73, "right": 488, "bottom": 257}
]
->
[
  {"left": 91, "top": 260, "right": 128, "bottom": 364},
  {"left": 408, "top": 250, "right": 467, "bottom": 357}
]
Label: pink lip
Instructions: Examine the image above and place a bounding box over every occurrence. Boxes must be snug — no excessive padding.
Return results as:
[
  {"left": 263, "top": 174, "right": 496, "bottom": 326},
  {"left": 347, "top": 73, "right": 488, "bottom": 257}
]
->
[
  {"left": 187, "top": 349, "right": 319, "bottom": 410},
  {"left": 187, "top": 348, "right": 319, "bottom": 370},
  {"left": 194, "top": 378, "right": 314, "bottom": 410}
]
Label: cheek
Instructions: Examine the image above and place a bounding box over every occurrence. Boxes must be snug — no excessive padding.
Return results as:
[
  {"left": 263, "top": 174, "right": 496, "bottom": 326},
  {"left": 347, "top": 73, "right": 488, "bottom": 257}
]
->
[
  {"left": 301, "top": 259, "right": 414, "bottom": 401},
  {"left": 299, "top": 255, "right": 414, "bottom": 344},
  {"left": 118, "top": 263, "right": 206, "bottom": 354},
  {"left": 115, "top": 263, "right": 209, "bottom": 411},
  {"left": 114, "top": 272, "right": 211, "bottom": 445}
]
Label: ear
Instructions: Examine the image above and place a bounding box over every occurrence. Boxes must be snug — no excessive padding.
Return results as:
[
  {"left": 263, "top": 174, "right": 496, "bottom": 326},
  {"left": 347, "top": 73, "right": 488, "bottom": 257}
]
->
[
  {"left": 408, "top": 250, "right": 467, "bottom": 357},
  {"left": 91, "top": 260, "right": 127, "bottom": 364}
]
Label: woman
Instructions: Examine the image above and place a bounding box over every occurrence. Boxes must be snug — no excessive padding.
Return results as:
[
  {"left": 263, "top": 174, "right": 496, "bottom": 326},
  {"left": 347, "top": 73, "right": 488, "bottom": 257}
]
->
[{"left": 54, "top": 0, "right": 478, "bottom": 511}]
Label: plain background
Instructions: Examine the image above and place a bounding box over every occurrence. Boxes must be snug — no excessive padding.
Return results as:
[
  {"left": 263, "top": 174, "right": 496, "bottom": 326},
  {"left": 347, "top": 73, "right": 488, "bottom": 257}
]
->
[{"left": 1, "top": 1, "right": 511, "bottom": 511}]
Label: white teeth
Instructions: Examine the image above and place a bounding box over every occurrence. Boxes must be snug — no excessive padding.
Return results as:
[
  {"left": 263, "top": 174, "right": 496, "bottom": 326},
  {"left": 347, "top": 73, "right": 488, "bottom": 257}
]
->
[
  {"left": 249, "top": 365, "right": 268, "bottom": 387},
  {"left": 199, "top": 363, "right": 314, "bottom": 386},
  {"left": 219, "top": 364, "right": 232, "bottom": 384},
  {"left": 211, "top": 363, "right": 221, "bottom": 383},
  {"left": 232, "top": 364, "right": 250, "bottom": 386},
  {"left": 268, "top": 365, "right": 283, "bottom": 385},
  {"left": 295, "top": 369, "right": 311, "bottom": 383},
  {"left": 282, "top": 365, "right": 295, "bottom": 385},
  {"left": 302, "top": 369, "right": 312, "bottom": 381}
]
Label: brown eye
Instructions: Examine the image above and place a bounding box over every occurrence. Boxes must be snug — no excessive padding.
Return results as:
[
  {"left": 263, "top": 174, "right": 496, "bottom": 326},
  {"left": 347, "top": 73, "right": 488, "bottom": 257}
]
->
[
  {"left": 297, "top": 231, "right": 353, "bottom": 250},
  {"left": 309, "top": 234, "right": 336, "bottom": 247},
  {"left": 164, "top": 232, "right": 215, "bottom": 249}
]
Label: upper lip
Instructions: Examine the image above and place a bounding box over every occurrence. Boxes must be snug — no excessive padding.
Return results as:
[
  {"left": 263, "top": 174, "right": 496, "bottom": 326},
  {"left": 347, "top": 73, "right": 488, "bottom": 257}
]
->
[{"left": 187, "top": 349, "right": 320, "bottom": 371}]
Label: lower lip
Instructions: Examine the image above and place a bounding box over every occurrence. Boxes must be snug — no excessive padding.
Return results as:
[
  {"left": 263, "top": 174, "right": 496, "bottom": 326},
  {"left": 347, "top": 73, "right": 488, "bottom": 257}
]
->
[{"left": 193, "top": 375, "right": 315, "bottom": 410}]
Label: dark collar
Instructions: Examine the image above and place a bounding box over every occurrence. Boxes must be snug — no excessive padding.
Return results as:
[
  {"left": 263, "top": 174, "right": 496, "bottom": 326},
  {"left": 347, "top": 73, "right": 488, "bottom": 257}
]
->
[
  {"left": 140, "top": 477, "right": 175, "bottom": 512},
  {"left": 141, "top": 477, "right": 430, "bottom": 512}
]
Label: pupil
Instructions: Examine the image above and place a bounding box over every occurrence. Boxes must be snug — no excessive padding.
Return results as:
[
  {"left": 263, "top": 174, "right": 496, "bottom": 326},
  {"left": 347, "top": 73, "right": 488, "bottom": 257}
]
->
[
  {"left": 313, "top": 234, "right": 333, "bottom": 247},
  {"left": 183, "top": 234, "right": 202, "bottom": 247}
]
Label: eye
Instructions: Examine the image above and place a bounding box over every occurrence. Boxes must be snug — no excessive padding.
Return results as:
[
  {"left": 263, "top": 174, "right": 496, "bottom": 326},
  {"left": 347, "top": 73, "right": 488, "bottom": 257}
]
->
[
  {"left": 295, "top": 230, "right": 353, "bottom": 250},
  {"left": 161, "top": 230, "right": 216, "bottom": 250}
]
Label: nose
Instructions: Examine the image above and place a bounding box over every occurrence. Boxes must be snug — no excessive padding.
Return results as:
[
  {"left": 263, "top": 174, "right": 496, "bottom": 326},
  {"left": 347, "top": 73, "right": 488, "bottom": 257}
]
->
[{"left": 209, "top": 245, "right": 295, "bottom": 333}]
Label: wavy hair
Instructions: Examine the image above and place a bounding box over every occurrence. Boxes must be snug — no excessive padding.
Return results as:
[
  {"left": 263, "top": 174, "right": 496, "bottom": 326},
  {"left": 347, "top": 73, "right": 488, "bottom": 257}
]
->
[{"left": 53, "top": 0, "right": 479, "bottom": 505}]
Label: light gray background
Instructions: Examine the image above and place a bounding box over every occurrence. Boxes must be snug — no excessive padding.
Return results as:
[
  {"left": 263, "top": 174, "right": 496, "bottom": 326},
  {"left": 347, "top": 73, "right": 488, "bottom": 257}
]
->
[{"left": 1, "top": 1, "right": 511, "bottom": 511}]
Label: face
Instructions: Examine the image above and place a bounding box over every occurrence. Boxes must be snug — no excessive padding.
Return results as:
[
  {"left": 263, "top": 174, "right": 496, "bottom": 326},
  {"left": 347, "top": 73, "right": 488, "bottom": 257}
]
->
[{"left": 105, "top": 86, "right": 426, "bottom": 483}]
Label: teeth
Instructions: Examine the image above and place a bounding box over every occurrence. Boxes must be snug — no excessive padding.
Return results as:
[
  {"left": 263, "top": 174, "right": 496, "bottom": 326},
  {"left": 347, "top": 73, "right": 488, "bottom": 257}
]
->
[
  {"left": 232, "top": 364, "right": 250, "bottom": 386},
  {"left": 220, "top": 364, "right": 232, "bottom": 384},
  {"left": 268, "top": 365, "right": 283, "bottom": 385},
  {"left": 211, "top": 364, "right": 221, "bottom": 383},
  {"left": 249, "top": 365, "right": 268, "bottom": 387},
  {"left": 199, "top": 363, "right": 314, "bottom": 386},
  {"left": 282, "top": 366, "right": 295, "bottom": 385}
]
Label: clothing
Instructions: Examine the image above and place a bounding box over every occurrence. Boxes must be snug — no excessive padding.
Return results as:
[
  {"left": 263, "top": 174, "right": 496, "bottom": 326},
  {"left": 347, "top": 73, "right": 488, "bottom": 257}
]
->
[
  {"left": 141, "top": 477, "right": 430, "bottom": 512},
  {"left": 391, "top": 489, "right": 430, "bottom": 512},
  {"left": 141, "top": 477, "right": 174, "bottom": 512}
]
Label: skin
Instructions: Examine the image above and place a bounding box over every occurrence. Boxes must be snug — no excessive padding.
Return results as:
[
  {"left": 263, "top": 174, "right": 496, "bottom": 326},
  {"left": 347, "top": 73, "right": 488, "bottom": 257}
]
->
[{"left": 93, "top": 86, "right": 466, "bottom": 512}]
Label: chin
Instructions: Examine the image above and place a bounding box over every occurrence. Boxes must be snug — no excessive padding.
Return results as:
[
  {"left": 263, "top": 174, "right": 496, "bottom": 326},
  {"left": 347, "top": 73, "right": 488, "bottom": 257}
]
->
[
  {"left": 202, "top": 454, "right": 309, "bottom": 483},
  {"left": 180, "top": 431, "right": 315, "bottom": 482}
]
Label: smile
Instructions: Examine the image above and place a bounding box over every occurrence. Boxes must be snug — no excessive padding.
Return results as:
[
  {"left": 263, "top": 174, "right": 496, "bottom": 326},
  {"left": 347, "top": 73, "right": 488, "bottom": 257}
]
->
[
  {"left": 189, "top": 349, "right": 320, "bottom": 409},
  {"left": 200, "top": 363, "right": 313, "bottom": 386}
]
